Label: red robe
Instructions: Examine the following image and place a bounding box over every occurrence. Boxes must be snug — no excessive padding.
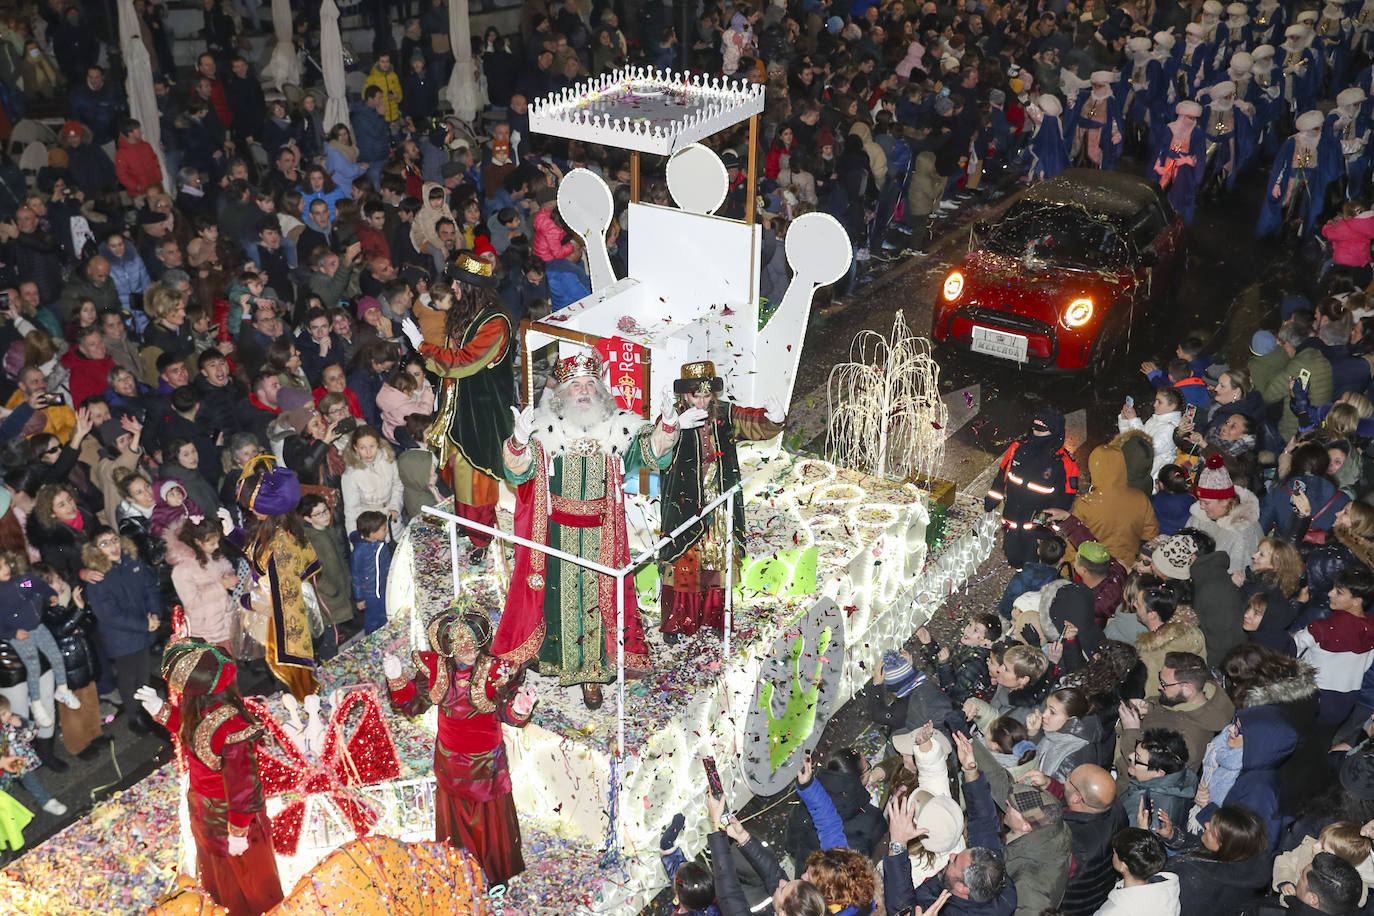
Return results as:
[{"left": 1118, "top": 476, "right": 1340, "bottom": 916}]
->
[
  {"left": 160, "top": 702, "right": 283, "bottom": 916},
  {"left": 388, "top": 652, "right": 530, "bottom": 886}
]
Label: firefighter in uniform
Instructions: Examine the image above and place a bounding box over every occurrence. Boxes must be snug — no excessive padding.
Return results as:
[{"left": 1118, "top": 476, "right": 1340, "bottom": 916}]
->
[{"left": 985, "top": 409, "right": 1080, "bottom": 568}]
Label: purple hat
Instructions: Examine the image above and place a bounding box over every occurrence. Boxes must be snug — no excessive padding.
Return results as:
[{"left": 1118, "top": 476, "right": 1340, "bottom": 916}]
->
[
  {"left": 358, "top": 296, "right": 382, "bottom": 319},
  {"left": 236, "top": 456, "right": 302, "bottom": 516},
  {"left": 276, "top": 387, "right": 314, "bottom": 413}
]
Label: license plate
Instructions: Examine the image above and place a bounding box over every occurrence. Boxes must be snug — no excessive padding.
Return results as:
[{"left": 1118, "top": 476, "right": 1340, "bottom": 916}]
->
[{"left": 970, "top": 326, "right": 1028, "bottom": 362}]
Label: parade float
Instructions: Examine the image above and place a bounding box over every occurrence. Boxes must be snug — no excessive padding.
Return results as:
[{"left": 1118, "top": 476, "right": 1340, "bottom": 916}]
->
[{"left": 0, "top": 68, "right": 994, "bottom": 915}]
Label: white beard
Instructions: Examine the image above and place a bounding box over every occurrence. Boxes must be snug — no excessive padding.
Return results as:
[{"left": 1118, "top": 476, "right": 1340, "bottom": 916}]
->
[
  {"left": 1091, "top": 85, "right": 1113, "bottom": 101},
  {"left": 531, "top": 395, "right": 648, "bottom": 461}
]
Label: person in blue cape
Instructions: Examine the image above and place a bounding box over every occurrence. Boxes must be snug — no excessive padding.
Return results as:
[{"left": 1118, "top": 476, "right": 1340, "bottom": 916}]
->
[
  {"left": 1151, "top": 101, "right": 1207, "bottom": 225},
  {"left": 1276, "top": 25, "right": 1321, "bottom": 115},
  {"left": 1174, "top": 23, "right": 1216, "bottom": 95},
  {"left": 1150, "top": 32, "right": 1182, "bottom": 125},
  {"left": 1325, "top": 87, "right": 1373, "bottom": 198},
  {"left": 1069, "top": 71, "right": 1125, "bottom": 170},
  {"left": 1251, "top": 0, "right": 1287, "bottom": 46},
  {"left": 1122, "top": 37, "right": 1166, "bottom": 146},
  {"left": 1249, "top": 45, "right": 1285, "bottom": 154},
  {"left": 1257, "top": 110, "right": 1340, "bottom": 238},
  {"left": 1027, "top": 94, "right": 1071, "bottom": 182},
  {"left": 1314, "top": 3, "right": 1354, "bottom": 93},
  {"left": 1213, "top": 3, "right": 1254, "bottom": 68},
  {"left": 1198, "top": 80, "right": 1255, "bottom": 194}
]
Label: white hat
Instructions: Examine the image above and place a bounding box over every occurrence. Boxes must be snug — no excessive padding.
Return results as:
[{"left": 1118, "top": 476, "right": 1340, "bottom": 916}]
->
[
  {"left": 1296, "top": 109, "right": 1325, "bottom": 131},
  {"left": 1226, "top": 2, "right": 1247, "bottom": 14},
  {"left": 1203, "top": 0, "right": 1223, "bottom": 13},
  {"left": 1177, "top": 100, "right": 1204, "bottom": 117},
  {"left": 1230, "top": 51, "right": 1253, "bottom": 72},
  {"left": 1154, "top": 31, "right": 1177, "bottom": 48},
  {"left": 1296, "top": 10, "right": 1319, "bottom": 23},
  {"left": 1209, "top": 79, "right": 1237, "bottom": 98},
  {"left": 1323, "top": 4, "right": 1344, "bottom": 17},
  {"left": 1252, "top": 43, "right": 1276, "bottom": 59},
  {"left": 915, "top": 795, "right": 967, "bottom": 856},
  {"left": 1285, "top": 23, "right": 1308, "bottom": 37},
  {"left": 1339, "top": 87, "right": 1365, "bottom": 107},
  {"left": 1090, "top": 70, "right": 1118, "bottom": 84},
  {"left": 1185, "top": 22, "right": 1205, "bottom": 35},
  {"left": 1037, "top": 94, "right": 1063, "bottom": 116},
  {"left": 1127, "top": 35, "right": 1152, "bottom": 52}
]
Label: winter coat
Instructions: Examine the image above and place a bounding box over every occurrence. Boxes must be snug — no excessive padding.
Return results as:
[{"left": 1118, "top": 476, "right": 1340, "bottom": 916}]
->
[
  {"left": 1070, "top": 445, "right": 1160, "bottom": 565},
  {"left": 1135, "top": 610, "right": 1209, "bottom": 697},
  {"left": 85, "top": 554, "right": 160, "bottom": 658},
  {"left": 1193, "top": 704, "right": 1297, "bottom": 850},
  {"left": 363, "top": 66, "right": 403, "bottom": 122},
  {"left": 1036, "top": 715, "right": 1108, "bottom": 780},
  {"left": 1259, "top": 474, "right": 1349, "bottom": 537},
  {"left": 115, "top": 135, "right": 162, "bottom": 198},
  {"left": 546, "top": 258, "right": 591, "bottom": 311},
  {"left": 907, "top": 151, "right": 944, "bottom": 218},
  {"left": 99, "top": 243, "right": 151, "bottom": 313},
  {"left": 1119, "top": 766, "right": 1199, "bottom": 831},
  {"left": 1262, "top": 344, "right": 1332, "bottom": 440},
  {"left": 1292, "top": 610, "right": 1374, "bottom": 692},
  {"left": 1231, "top": 662, "right": 1323, "bottom": 812},
  {"left": 1151, "top": 491, "right": 1197, "bottom": 535},
  {"left": 533, "top": 207, "right": 576, "bottom": 263},
  {"left": 349, "top": 532, "right": 390, "bottom": 621},
  {"left": 341, "top": 454, "right": 403, "bottom": 535},
  {"left": 920, "top": 640, "right": 994, "bottom": 705},
  {"left": 784, "top": 767, "right": 886, "bottom": 867},
  {"left": 1321, "top": 212, "right": 1374, "bottom": 266},
  {"left": 1094, "top": 873, "right": 1181, "bottom": 916},
  {"left": 1185, "top": 486, "right": 1263, "bottom": 576},
  {"left": 25, "top": 506, "right": 96, "bottom": 581},
  {"left": 1061, "top": 803, "right": 1127, "bottom": 916},
  {"left": 61, "top": 347, "right": 115, "bottom": 408},
  {"left": 1272, "top": 835, "right": 1374, "bottom": 906},
  {"left": 1049, "top": 580, "right": 1105, "bottom": 671},
  {"left": 1006, "top": 818, "right": 1073, "bottom": 916},
  {"left": 350, "top": 103, "right": 391, "bottom": 163},
  {"left": 1117, "top": 682, "right": 1236, "bottom": 778},
  {"left": 1190, "top": 550, "right": 1246, "bottom": 667},
  {"left": 397, "top": 449, "right": 439, "bottom": 520},
  {"left": 1163, "top": 846, "right": 1269, "bottom": 916},
  {"left": 375, "top": 382, "right": 434, "bottom": 444},
  {"left": 166, "top": 536, "right": 235, "bottom": 646},
  {"left": 1119, "top": 409, "right": 1183, "bottom": 479},
  {"left": 0, "top": 577, "right": 51, "bottom": 641},
  {"left": 42, "top": 599, "right": 97, "bottom": 690},
  {"left": 304, "top": 525, "right": 353, "bottom": 625},
  {"left": 158, "top": 463, "right": 219, "bottom": 522},
  {"left": 999, "top": 561, "right": 1063, "bottom": 618}
]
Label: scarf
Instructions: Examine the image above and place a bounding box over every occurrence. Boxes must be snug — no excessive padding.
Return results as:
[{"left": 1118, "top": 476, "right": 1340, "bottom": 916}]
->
[
  {"left": 329, "top": 138, "right": 359, "bottom": 163},
  {"left": 1199, "top": 733, "right": 1244, "bottom": 811}
]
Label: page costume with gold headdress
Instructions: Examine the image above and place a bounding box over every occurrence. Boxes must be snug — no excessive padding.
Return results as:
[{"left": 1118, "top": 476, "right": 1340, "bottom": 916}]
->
[
  {"left": 153, "top": 641, "right": 284, "bottom": 916},
  {"left": 491, "top": 353, "right": 677, "bottom": 707},
  {"left": 230, "top": 458, "right": 320, "bottom": 702},
  {"left": 385, "top": 609, "right": 532, "bottom": 886},
  {"left": 415, "top": 254, "right": 516, "bottom": 553},
  {"left": 659, "top": 361, "right": 783, "bottom": 640}
]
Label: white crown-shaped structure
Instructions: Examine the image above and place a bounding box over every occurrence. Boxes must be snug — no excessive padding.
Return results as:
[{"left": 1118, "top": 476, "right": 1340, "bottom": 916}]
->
[{"left": 527, "top": 66, "right": 766, "bottom": 155}]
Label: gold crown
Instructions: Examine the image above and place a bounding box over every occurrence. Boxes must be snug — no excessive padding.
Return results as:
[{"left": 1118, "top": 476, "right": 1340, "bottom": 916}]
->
[
  {"left": 455, "top": 252, "right": 493, "bottom": 278},
  {"left": 552, "top": 352, "right": 603, "bottom": 385},
  {"left": 681, "top": 361, "right": 717, "bottom": 380}
]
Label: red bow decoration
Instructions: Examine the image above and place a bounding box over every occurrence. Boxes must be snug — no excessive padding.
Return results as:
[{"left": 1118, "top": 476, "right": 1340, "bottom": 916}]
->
[{"left": 247, "top": 690, "right": 402, "bottom": 857}]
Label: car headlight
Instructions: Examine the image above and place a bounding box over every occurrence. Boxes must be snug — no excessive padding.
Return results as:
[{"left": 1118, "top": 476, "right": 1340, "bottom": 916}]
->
[
  {"left": 1063, "top": 297, "right": 1094, "bottom": 327},
  {"left": 942, "top": 272, "right": 964, "bottom": 301}
]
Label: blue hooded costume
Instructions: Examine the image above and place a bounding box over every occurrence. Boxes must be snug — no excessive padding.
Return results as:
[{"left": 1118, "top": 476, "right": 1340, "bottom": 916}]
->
[
  {"left": 1150, "top": 106, "right": 1208, "bottom": 224},
  {"left": 1257, "top": 114, "right": 1339, "bottom": 237},
  {"left": 1200, "top": 90, "right": 1256, "bottom": 191},
  {"left": 1028, "top": 101, "right": 1072, "bottom": 181},
  {"left": 1324, "top": 93, "right": 1374, "bottom": 197},
  {"left": 1068, "top": 81, "right": 1126, "bottom": 170}
]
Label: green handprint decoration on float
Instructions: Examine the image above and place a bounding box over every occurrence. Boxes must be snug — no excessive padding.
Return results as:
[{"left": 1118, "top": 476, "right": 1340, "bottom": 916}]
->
[
  {"left": 742, "top": 597, "right": 847, "bottom": 795},
  {"left": 758, "top": 625, "right": 832, "bottom": 770}
]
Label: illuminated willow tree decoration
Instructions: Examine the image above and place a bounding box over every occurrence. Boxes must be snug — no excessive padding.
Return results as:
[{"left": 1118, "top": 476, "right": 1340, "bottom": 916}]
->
[{"left": 826, "top": 312, "right": 948, "bottom": 483}]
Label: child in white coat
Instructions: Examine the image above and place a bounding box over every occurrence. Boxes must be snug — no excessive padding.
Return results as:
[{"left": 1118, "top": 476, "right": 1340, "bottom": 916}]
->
[
  {"left": 1119, "top": 388, "right": 1185, "bottom": 479},
  {"left": 1096, "top": 827, "right": 1181, "bottom": 916},
  {"left": 341, "top": 426, "right": 404, "bottom": 538}
]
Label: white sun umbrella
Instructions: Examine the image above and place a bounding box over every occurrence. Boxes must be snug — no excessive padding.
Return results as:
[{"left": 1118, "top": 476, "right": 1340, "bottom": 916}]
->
[
  {"left": 116, "top": 0, "right": 171, "bottom": 189},
  {"left": 262, "top": 0, "right": 302, "bottom": 91},
  {"left": 445, "top": 0, "right": 480, "bottom": 122},
  {"left": 320, "top": 0, "right": 351, "bottom": 135}
]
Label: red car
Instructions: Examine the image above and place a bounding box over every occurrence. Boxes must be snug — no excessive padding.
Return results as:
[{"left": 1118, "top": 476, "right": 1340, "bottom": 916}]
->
[{"left": 932, "top": 169, "right": 1186, "bottom": 372}]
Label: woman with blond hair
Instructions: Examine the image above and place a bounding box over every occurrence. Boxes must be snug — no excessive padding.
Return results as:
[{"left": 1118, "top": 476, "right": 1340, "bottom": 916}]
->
[
  {"left": 1235, "top": 537, "right": 1303, "bottom": 635},
  {"left": 340, "top": 425, "right": 403, "bottom": 538}
]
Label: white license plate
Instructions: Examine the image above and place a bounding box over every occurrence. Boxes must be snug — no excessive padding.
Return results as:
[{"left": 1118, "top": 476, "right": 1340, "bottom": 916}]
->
[{"left": 970, "top": 325, "right": 1029, "bottom": 362}]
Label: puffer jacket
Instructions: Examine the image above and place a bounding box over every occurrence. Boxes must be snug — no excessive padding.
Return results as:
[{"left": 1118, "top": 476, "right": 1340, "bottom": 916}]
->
[
  {"left": 1120, "top": 765, "right": 1199, "bottom": 830},
  {"left": 1136, "top": 610, "right": 1209, "bottom": 696},
  {"left": 1231, "top": 661, "right": 1322, "bottom": 815},
  {"left": 341, "top": 453, "right": 404, "bottom": 535},
  {"left": 1069, "top": 444, "right": 1160, "bottom": 564},
  {"left": 784, "top": 766, "right": 886, "bottom": 867},
  {"left": 1119, "top": 408, "right": 1183, "bottom": 478},
  {"left": 42, "top": 599, "right": 98, "bottom": 690},
  {"left": 99, "top": 240, "right": 151, "bottom": 312},
  {"left": 1185, "top": 485, "right": 1263, "bottom": 575},
  {"left": 85, "top": 553, "right": 161, "bottom": 658},
  {"left": 166, "top": 535, "right": 236, "bottom": 646},
  {"left": 1035, "top": 714, "right": 1109, "bottom": 780}
]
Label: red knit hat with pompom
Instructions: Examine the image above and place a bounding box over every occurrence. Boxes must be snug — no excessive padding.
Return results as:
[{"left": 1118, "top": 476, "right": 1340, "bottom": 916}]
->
[{"left": 1194, "top": 453, "right": 1236, "bottom": 500}]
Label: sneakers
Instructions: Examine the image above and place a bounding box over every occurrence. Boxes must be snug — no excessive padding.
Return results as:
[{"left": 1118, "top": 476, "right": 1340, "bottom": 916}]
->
[
  {"left": 41, "top": 799, "right": 67, "bottom": 816},
  {"left": 938, "top": 200, "right": 960, "bottom": 210},
  {"left": 99, "top": 690, "right": 123, "bottom": 707},
  {"left": 31, "top": 702, "right": 53, "bottom": 729},
  {"left": 53, "top": 686, "right": 81, "bottom": 710}
]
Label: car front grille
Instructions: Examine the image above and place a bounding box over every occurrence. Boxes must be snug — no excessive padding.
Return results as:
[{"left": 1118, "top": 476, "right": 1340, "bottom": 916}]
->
[{"left": 962, "top": 307, "right": 1055, "bottom": 337}]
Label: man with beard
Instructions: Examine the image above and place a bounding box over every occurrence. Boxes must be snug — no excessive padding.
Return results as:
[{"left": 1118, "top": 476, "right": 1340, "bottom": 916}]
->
[
  {"left": 1114, "top": 651, "right": 1235, "bottom": 781},
  {"left": 658, "top": 362, "right": 785, "bottom": 643},
  {"left": 491, "top": 354, "right": 699, "bottom": 709},
  {"left": 400, "top": 254, "right": 515, "bottom": 563},
  {"left": 985, "top": 410, "right": 1080, "bottom": 568}
]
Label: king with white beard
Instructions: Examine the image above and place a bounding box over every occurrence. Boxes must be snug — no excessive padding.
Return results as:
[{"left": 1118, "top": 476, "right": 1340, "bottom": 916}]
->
[{"left": 488, "top": 352, "right": 705, "bottom": 709}]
